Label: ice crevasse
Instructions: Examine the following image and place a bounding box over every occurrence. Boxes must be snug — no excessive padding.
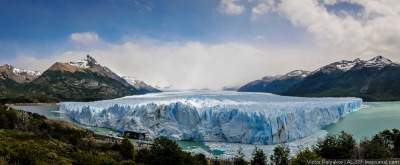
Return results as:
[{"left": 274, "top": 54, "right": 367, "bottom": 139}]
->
[{"left": 59, "top": 91, "right": 362, "bottom": 144}]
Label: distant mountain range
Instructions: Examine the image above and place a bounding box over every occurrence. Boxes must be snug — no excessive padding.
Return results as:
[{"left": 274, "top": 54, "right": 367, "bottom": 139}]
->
[
  {"left": 0, "top": 55, "right": 159, "bottom": 103},
  {"left": 238, "top": 56, "right": 400, "bottom": 101},
  {"left": 122, "top": 76, "right": 160, "bottom": 94}
]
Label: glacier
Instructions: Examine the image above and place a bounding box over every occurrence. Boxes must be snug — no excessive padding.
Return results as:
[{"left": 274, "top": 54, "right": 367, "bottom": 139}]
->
[{"left": 59, "top": 91, "right": 362, "bottom": 144}]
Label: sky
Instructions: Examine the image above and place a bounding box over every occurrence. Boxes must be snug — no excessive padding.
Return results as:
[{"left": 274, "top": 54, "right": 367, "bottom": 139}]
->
[{"left": 0, "top": 0, "right": 400, "bottom": 89}]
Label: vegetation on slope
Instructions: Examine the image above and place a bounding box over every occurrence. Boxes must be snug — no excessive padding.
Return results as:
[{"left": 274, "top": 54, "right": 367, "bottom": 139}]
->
[
  {"left": 0, "top": 70, "right": 139, "bottom": 103},
  {"left": 232, "top": 131, "right": 400, "bottom": 165},
  {"left": 285, "top": 66, "right": 400, "bottom": 101}
]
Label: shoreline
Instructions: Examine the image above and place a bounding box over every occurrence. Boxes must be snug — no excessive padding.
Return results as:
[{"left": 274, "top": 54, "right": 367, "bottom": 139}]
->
[{"left": 6, "top": 102, "right": 59, "bottom": 106}]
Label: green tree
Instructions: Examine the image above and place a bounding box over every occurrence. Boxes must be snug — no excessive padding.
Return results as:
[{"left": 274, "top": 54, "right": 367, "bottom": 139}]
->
[
  {"left": 290, "top": 147, "right": 321, "bottom": 165},
  {"left": 391, "top": 129, "right": 400, "bottom": 157},
  {"left": 119, "top": 137, "right": 135, "bottom": 160},
  {"left": 149, "top": 136, "right": 184, "bottom": 165},
  {"left": 251, "top": 147, "right": 266, "bottom": 165},
  {"left": 359, "top": 138, "right": 391, "bottom": 159},
  {"left": 337, "top": 131, "right": 357, "bottom": 158},
  {"left": 314, "top": 131, "right": 356, "bottom": 159},
  {"left": 192, "top": 153, "right": 208, "bottom": 165},
  {"left": 135, "top": 147, "right": 151, "bottom": 164},
  {"left": 371, "top": 129, "right": 400, "bottom": 157},
  {"left": 234, "top": 147, "right": 248, "bottom": 165},
  {"left": 0, "top": 107, "right": 18, "bottom": 129},
  {"left": 270, "top": 145, "right": 289, "bottom": 165}
]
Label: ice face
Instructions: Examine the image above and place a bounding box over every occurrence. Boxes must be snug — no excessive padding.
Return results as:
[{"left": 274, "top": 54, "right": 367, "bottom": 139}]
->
[{"left": 59, "top": 91, "right": 362, "bottom": 144}]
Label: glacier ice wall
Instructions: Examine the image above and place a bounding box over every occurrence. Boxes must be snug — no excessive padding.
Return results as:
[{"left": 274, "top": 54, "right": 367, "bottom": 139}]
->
[{"left": 59, "top": 91, "right": 362, "bottom": 144}]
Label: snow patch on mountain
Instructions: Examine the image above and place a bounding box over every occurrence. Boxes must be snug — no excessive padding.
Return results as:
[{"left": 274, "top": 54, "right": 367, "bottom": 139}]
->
[
  {"left": 280, "top": 70, "right": 310, "bottom": 79},
  {"left": 68, "top": 55, "right": 98, "bottom": 68},
  {"left": 122, "top": 76, "right": 160, "bottom": 93},
  {"left": 0, "top": 64, "right": 41, "bottom": 82},
  {"left": 314, "top": 59, "right": 360, "bottom": 74},
  {"left": 314, "top": 56, "right": 398, "bottom": 74},
  {"left": 122, "top": 76, "right": 142, "bottom": 86},
  {"left": 363, "top": 55, "right": 397, "bottom": 68},
  {"left": 12, "top": 68, "right": 41, "bottom": 77}
]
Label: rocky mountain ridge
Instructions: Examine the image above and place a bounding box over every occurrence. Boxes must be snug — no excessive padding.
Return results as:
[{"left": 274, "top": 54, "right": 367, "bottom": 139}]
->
[
  {"left": 0, "top": 55, "right": 159, "bottom": 103},
  {"left": 239, "top": 56, "right": 400, "bottom": 101}
]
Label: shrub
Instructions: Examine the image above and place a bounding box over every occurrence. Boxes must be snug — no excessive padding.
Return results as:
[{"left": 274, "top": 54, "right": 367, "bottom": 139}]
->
[
  {"left": 0, "top": 107, "right": 19, "bottom": 129},
  {"left": 234, "top": 147, "right": 248, "bottom": 165},
  {"left": 135, "top": 148, "right": 151, "bottom": 164},
  {"left": 314, "top": 131, "right": 356, "bottom": 159},
  {"left": 371, "top": 129, "right": 400, "bottom": 157},
  {"left": 149, "top": 136, "right": 184, "bottom": 165},
  {"left": 251, "top": 147, "right": 266, "bottom": 165},
  {"left": 72, "top": 150, "right": 118, "bottom": 165},
  {"left": 118, "top": 137, "right": 135, "bottom": 160},
  {"left": 191, "top": 153, "right": 208, "bottom": 165},
  {"left": 290, "top": 147, "right": 321, "bottom": 165},
  {"left": 271, "top": 145, "right": 289, "bottom": 165}
]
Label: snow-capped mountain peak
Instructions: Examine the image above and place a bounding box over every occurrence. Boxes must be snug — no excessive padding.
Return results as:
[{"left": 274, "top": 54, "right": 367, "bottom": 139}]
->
[
  {"left": 368, "top": 55, "right": 391, "bottom": 63},
  {"left": 0, "top": 64, "right": 41, "bottom": 77},
  {"left": 0, "top": 64, "right": 41, "bottom": 82},
  {"left": 122, "top": 76, "right": 161, "bottom": 93},
  {"left": 312, "top": 60, "right": 351, "bottom": 74},
  {"left": 363, "top": 55, "right": 396, "bottom": 68},
  {"left": 313, "top": 55, "right": 398, "bottom": 75},
  {"left": 68, "top": 54, "right": 98, "bottom": 68},
  {"left": 312, "top": 58, "right": 360, "bottom": 74}
]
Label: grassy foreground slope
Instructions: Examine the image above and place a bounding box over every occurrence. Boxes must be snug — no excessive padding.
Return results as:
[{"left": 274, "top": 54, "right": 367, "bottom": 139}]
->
[{"left": 0, "top": 105, "right": 132, "bottom": 164}]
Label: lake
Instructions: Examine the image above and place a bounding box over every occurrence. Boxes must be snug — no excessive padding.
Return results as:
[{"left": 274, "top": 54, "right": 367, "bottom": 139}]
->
[{"left": 325, "top": 102, "right": 400, "bottom": 141}]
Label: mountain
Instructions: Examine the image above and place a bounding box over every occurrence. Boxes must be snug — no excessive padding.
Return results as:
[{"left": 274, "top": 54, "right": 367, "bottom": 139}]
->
[
  {"left": 0, "top": 65, "right": 43, "bottom": 102},
  {"left": 122, "top": 76, "right": 161, "bottom": 94},
  {"left": 238, "top": 56, "right": 400, "bottom": 101},
  {"left": 285, "top": 56, "right": 400, "bottom": 101},
  {"left": 238, "top": 70, "right": 310, "bottom": 94},
  {"left": 0, "top": 64, "right": 41, "bottom": 83},
  {"left": 26, "top": 55, "right": 140, "bottom": 101},
  {"left": 0, "top": 55, "right": 149, "bottom": 103}
]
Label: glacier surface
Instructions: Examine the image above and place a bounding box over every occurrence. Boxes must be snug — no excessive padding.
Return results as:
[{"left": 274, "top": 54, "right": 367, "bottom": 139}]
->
[{"left": 59, "top": 91, "right": 362, "bottom": 144}]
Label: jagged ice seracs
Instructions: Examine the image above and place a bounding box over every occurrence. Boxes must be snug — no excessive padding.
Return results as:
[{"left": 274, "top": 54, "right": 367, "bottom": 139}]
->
[{"left": 59, "top": 91, "right": 362, "bottom": 144}]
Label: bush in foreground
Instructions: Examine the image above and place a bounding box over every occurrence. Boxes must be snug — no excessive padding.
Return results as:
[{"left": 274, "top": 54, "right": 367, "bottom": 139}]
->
[
  {"left": 270, "top": 145, "right": 290, "bottom": 165},
  {"left": 314, "top": 131, "right": 356, "bottom": 159},
  {"left": 251, "top": 147, "right": 266, "bottom": 165},
  {"left": 290, "top": 147, "right": 321, "bottom": 165},
  {"left": 234, "top": 147, "right": 248, "bottom": 165}
]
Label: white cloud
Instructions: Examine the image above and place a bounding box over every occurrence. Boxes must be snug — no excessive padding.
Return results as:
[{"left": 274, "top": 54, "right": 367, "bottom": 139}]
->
[
  {"left": 7, "top": 0, "right": 400, "bottom": 90},
  {"left": 70, "top": 32, "right": 101, "bottom": 44},
  {"left": 251, "top": 0, "right": 276, "bottom": 19},
  {"left": 249, "top": 0, "right": 400, "bottom": 57},
  {"left": 219, "top": 0, "right": 245, "bottom": 15},
  {"left": 11, "top": 40, "right": 331, "bottom": 90}
]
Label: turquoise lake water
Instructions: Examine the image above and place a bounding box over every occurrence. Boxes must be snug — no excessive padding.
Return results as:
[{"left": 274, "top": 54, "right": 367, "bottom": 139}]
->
[{"left": 325, "top": 102, "right": 400, "bottom": 141}]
